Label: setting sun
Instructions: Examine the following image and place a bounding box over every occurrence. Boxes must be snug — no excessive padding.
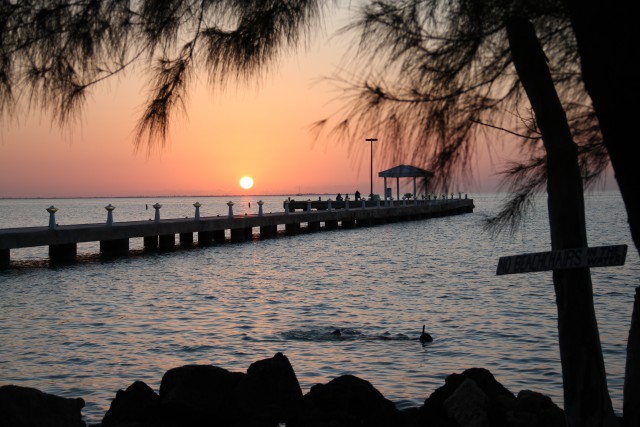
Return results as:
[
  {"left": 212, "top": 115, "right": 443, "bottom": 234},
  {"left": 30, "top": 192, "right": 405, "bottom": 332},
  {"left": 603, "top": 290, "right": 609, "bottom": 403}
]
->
[{"left": 239, "top": 176, "right": 254, "bottom": 189}]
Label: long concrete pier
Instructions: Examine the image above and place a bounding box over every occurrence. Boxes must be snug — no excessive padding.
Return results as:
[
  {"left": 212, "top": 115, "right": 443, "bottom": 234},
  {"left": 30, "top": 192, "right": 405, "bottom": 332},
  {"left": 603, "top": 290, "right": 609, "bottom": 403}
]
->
[{"left": 0, "top": 198, "right": 474, "bottom": 268}]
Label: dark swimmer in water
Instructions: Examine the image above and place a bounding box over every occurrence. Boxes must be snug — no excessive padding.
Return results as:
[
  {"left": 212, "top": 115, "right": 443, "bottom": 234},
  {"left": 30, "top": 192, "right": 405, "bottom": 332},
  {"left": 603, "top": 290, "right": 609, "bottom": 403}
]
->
[{"left": 419, "top": 325, "right": 433, "bottom": 343}]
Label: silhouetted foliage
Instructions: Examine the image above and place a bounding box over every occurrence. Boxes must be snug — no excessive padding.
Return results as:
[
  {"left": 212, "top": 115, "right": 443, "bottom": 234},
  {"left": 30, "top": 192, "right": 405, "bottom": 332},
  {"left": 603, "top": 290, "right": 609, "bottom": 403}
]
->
[
  {"left": 0, "top": 0, "right": 326, "bottom": 151},
  {"left": 313, "top": 0, "right": 609, "bottom": 233}
]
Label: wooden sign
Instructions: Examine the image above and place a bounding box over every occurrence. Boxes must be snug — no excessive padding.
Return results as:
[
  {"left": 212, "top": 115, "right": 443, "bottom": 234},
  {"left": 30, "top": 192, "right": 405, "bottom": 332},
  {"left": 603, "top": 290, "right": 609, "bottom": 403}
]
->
[{"left": 496, "top": 244, "right": 627, "bottom": 275}]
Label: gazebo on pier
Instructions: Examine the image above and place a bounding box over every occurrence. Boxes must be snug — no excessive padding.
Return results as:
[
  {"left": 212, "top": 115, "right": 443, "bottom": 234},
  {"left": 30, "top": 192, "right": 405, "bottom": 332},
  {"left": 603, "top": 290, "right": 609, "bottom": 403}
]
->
[{"left": 378, "top": 165, "right": 434, "bottom": 201}]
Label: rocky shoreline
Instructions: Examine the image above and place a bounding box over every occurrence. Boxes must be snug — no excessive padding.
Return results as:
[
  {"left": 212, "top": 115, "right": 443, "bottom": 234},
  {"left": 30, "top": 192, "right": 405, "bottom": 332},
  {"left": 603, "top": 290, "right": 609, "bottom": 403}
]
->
[{"left": 0, "top": 352, "right": 565, "bottom": 427}]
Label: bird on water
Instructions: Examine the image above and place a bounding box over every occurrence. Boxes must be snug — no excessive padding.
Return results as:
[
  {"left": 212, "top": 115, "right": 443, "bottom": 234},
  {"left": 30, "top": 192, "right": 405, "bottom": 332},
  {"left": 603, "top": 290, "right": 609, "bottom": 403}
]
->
[{"left": 420, "top": 325, "right": 433, "bottom": 343}]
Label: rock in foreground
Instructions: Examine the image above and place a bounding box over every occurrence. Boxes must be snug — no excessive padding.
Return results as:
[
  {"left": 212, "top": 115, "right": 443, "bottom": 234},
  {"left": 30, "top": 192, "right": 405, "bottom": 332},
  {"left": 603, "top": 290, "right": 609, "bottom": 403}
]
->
[
  {"left": 0, "top": 353, "right": 566, "bottom": 427},
  {"left": 419, "top": 367, "right": 565, "bottom": 427},
  {"left": 0, "top": 384, "right": 85, "bottom": 427}
]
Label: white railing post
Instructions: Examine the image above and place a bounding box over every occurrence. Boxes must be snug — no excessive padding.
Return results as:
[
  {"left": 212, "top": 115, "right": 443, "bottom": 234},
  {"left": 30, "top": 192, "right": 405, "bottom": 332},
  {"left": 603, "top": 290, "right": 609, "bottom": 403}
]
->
[
  {"left": 193, "top": 202, "right": 202, "bottom": 220},
  {"left": 153, "top": 203, "right": 162, "bottom": 223},
  {"left": 105, "top": 204, "right": 115, "bottom": 226},
  {"left": 46, "top": 206, "right": 58, "bottom": 230}
]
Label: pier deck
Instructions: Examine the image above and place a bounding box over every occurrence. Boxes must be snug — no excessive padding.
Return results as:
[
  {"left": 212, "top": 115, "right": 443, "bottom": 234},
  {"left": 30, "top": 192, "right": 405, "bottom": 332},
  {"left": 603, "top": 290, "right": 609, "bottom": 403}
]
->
[{"left": 0, "top": 198, "right": 474, "bottom": 267}]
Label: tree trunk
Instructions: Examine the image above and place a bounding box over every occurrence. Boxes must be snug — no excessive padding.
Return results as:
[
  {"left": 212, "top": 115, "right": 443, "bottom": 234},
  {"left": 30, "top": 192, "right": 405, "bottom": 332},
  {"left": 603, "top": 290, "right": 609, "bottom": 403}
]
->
[
  {"left": 624, "top": 287, "right": 640, "bottom": 426},
  {"left": 563, "top": 0, "right": 640, "bottom": 260},
  {"left": 564, "top": 2, "right": 640, "bottom": 422},
  {"left": 506, "top": 16, "right": 617, "bottom": 427}
]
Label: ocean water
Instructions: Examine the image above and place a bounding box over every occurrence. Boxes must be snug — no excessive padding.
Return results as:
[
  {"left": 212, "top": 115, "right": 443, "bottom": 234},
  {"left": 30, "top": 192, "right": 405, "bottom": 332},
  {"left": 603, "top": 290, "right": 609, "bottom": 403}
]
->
[{"left": 0, "top": 192, "right": 637, "bottom": 423}]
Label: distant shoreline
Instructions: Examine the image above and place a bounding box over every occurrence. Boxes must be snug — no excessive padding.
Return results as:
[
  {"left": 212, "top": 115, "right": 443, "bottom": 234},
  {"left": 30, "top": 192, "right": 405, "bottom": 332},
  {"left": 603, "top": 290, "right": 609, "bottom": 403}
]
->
[
  {"left": 0, "top": 190, "right": 621, "bottom": 200},
  {"left": 0, "top": 193, "right": 336, "bottom": 200}
]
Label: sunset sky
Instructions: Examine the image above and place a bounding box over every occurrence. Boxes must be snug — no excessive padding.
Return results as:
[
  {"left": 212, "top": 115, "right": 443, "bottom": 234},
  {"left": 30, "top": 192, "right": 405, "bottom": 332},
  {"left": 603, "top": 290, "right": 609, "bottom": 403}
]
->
[{"left": 0, "top": 5, "right": 614, "bottom": 198}]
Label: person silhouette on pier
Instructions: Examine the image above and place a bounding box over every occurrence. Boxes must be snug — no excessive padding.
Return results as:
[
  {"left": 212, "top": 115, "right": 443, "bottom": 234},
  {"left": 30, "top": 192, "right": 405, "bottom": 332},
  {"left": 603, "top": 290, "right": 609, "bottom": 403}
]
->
[
  {"left": 336, "top": 193, "right": 343, "bottom": 201},
  {"left": 355, "top": 190, "right": 361, "bottom": 201}
]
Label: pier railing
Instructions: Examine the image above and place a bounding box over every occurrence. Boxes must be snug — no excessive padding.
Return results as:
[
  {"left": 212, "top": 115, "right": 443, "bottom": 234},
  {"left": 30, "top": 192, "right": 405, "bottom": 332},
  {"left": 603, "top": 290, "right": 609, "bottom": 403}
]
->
[{"left": 0, "top": 197, "right": 474, "bottom": 267}]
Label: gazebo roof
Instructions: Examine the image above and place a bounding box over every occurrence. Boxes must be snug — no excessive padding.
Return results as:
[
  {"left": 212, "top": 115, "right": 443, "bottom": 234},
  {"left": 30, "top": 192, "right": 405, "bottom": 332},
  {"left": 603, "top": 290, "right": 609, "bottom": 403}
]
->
[{"left": 378, "top": 164, "right": 434, "bottom": 178}]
